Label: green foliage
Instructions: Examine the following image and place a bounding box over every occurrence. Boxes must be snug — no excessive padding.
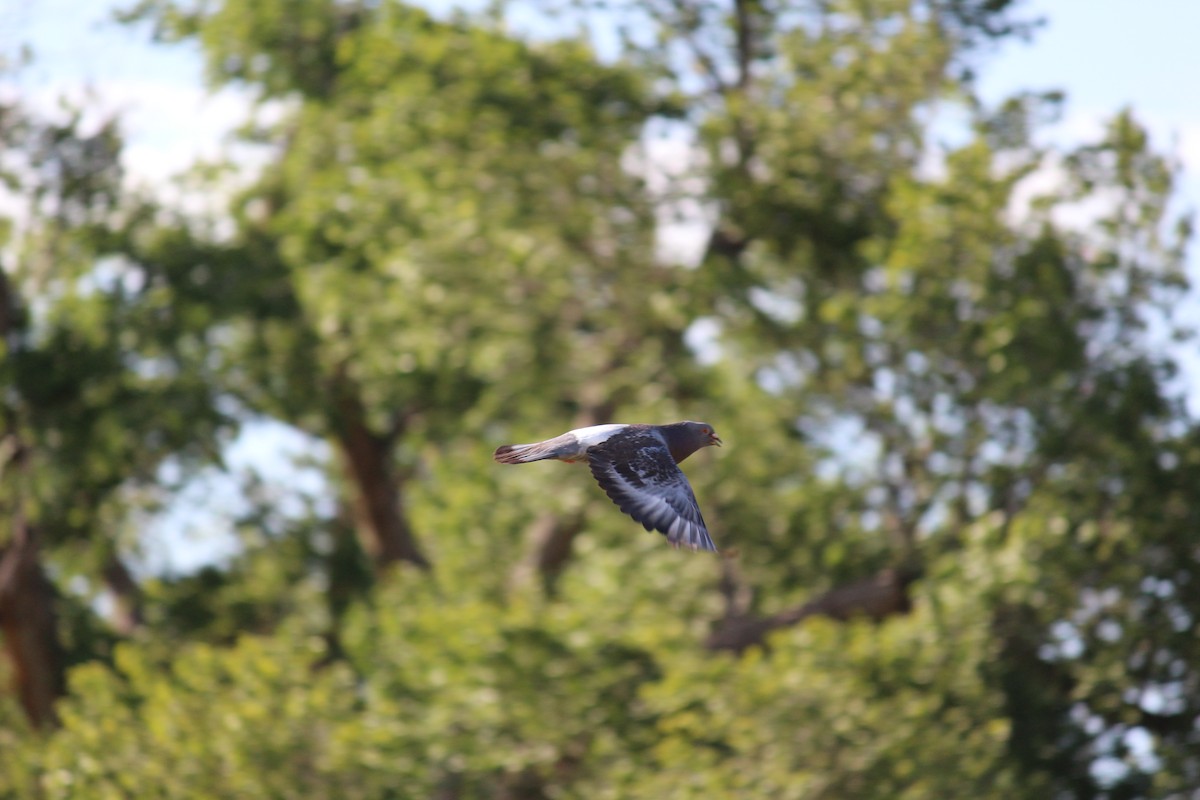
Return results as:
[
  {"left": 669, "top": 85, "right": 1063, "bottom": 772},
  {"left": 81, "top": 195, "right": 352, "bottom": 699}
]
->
[
  {"left": 0, "top": 569, "right": 1007, "bottom": 799},
  {"left": 1, "top": 0, "right": 1197, "bottom": 796},
  {"left": 0, "top": 100, "right": 231, "bottom": 586}
]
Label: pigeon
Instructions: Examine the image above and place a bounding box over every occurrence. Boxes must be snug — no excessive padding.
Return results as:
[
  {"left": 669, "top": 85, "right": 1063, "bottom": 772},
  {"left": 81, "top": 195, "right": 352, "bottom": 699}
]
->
[{"left": 494, "top": 421, "right": 721, "bottom": 551}]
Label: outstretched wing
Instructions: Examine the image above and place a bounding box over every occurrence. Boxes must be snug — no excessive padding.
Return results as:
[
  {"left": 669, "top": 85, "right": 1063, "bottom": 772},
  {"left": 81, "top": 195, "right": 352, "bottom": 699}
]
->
[{"left": 587, "top": 428, "right": 716, "bottom": 552}]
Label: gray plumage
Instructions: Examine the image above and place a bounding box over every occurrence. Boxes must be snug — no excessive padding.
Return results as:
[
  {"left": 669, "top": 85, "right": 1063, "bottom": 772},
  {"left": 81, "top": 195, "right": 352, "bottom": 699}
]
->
[{"left": 494, "top": 421, "right": 721, "bottom": 552}]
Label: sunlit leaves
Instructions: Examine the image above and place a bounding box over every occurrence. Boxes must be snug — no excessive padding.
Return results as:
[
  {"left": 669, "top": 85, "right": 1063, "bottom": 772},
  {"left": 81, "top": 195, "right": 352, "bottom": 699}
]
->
[{"left": 1, "top": 0, "right": 1197, "bottom": 796}]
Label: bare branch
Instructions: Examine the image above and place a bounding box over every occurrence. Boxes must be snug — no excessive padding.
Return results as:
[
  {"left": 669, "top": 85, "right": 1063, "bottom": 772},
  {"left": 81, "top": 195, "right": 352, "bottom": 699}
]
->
[
  {"left": 706, "top": 566, "right": 921, "bottom": 653},
  {"left": 733, "top": 0, "right": 755, "bottom": 91}
]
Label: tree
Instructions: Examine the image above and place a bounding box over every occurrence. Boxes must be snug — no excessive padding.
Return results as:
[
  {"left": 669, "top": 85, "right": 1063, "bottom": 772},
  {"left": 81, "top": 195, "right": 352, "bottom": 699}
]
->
[
  {"left": 2, "top": 0, "right": 1197, "bottom": 796},
  {"left": 128, "top": 0, "right": 712, "bottom": 589},
  {"left": 598, "top": 1, "right": 1198, "bottom": 792},
  {"left": 0, "top": 93, "right": 233, "bottom": 727}
]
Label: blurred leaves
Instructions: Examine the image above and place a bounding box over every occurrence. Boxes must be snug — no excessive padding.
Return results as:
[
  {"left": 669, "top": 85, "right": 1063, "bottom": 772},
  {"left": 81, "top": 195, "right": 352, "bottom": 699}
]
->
[{"left": 1, "top": 0, "right": 1197, "bottom": 797}]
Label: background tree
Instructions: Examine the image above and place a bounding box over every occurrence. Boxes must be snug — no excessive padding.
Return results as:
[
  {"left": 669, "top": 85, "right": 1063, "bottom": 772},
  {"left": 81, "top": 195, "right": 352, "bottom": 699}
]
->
[
  {"left": 0, "top": 95, "right": 231, "bottom": 727},
  {"left": 136, "top": 0, "right": 711, "bottom": 590},
  {"left": 0, "top": 0, "right": 1196, "bottom": 797}
]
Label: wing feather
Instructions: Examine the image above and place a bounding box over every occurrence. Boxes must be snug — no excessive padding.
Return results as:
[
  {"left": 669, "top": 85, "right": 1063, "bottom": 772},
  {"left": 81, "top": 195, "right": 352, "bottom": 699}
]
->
[{"left": 587, "top": 429, "right": 716, "bottom": 552}]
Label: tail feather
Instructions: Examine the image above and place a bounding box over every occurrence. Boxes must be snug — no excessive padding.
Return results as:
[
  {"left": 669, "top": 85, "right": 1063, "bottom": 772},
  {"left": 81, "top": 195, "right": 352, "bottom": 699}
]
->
[
  {"left": 493, "top": 442, "right": 557, "bottom": 464},
  {"left": 494, "top": 432, "right": 584, "bottom": 464}
]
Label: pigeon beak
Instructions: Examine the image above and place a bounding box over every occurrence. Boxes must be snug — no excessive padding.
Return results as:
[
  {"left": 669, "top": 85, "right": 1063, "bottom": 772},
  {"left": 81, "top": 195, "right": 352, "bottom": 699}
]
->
[{"left": 710, "top": 434, "right": 722, "bottom": 447}]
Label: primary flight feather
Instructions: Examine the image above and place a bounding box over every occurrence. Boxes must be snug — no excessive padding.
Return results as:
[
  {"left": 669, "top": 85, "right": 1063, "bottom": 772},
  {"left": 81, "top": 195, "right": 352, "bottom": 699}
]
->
[{"left": 494, "top": 421, "right": 721, "bottom": 552}]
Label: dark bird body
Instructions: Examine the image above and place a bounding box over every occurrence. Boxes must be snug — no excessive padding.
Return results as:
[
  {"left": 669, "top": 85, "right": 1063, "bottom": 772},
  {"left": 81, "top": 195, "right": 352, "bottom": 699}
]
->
[{"left": 494, "top": 421, "right": 721, "bottom": 551}]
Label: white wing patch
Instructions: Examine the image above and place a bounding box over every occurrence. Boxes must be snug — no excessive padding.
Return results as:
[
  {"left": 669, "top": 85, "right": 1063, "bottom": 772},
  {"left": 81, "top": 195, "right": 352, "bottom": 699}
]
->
[{"left": 568, "top": 423, "right": 629, "bottom": 448}]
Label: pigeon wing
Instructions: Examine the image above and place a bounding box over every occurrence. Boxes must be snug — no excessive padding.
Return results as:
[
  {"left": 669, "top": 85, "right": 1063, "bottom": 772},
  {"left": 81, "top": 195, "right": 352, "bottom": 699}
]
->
[{"left": 587, "top": 428, "right": 716, "bottom": 552}]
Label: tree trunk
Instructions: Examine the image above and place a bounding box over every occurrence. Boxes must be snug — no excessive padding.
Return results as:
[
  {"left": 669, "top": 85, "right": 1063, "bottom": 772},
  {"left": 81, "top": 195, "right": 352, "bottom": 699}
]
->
[
  {"left": 0, "top": 519, "right": 65, "bottom": 729},
  {"left": 1, "top": 258, "right": 64, "bottom": 727},
  {"left": 102, "top": 554, "right": 143, "bottom": 636},
  {"left": 330, "top": 369, "right": 429, "bottom": 571},
  {"left": 511, "top": 510, "right": 586, "bottom": 596},
  {"left": 706, "top": 566, "right": 920, "bottom": 653}
]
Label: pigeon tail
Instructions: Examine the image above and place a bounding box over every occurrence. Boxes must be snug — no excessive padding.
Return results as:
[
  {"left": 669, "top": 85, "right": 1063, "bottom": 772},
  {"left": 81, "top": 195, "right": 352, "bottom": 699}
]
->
[
  {"left": 494, "top": 443, "right": 546, "bottom": 464},
  {"left": 491, "top": 443, "right": 553, "bottom": 464},
  {"left": 494, "top": 432, "right": 583, "bottom": 464}
]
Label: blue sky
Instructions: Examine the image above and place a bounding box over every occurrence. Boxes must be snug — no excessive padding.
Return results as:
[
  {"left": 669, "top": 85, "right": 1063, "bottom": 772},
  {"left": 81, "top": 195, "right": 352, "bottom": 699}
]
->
[
  {"left": 978, "top": 1, "right": 1200, "bottom": 214},
  {"left": 5, "top": 0, "right": 1199, "bottom": 572},
  {"left": 979, "top": 1, "right": 1200, "bottom": 132},
  {"left": 8, "top": 0, "right": 1200, "bottom": 205}
]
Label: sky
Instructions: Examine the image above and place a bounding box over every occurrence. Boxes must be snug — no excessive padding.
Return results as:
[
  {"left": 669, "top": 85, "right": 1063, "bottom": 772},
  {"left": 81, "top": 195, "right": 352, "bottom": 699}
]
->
[
  {"left": 7, "top": 1, "right": 1200, "bottom": 211},
  {"left": 4, "top": 0, "right": 1200, "bottom": 572},
  {"left": 976, "top": 1, "right": 1200, "bottom": 222}
]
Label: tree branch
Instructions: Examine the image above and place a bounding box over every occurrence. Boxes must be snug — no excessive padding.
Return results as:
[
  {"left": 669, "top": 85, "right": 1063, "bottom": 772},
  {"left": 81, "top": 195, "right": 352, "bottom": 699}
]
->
[
  {"left": 510, "top": 510, "right": 587, "bottom": 596},
  {"left": 328, "top": 363, "right": 430, "bottom": 571},
  {"left": 733, "top": 0, "right": 755, "bottom": 92},
  {"left": 102, "top": 554, "right": 144, "bottom": 636},
  {"left": 706, "top": 566, "right": 921, "bottom": 653}
]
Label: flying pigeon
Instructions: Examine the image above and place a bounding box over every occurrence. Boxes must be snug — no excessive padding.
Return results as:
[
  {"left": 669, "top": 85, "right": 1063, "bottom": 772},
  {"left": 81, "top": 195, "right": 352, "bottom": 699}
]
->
[{"left": 494, "top": 421, "right": 721, "bottom": 551}]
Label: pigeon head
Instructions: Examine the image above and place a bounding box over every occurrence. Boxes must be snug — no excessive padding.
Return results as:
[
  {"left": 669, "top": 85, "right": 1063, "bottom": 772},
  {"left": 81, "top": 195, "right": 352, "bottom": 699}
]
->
[{"left": 661, "top": 421, "right": 721, "bottom": 464}]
